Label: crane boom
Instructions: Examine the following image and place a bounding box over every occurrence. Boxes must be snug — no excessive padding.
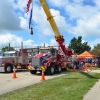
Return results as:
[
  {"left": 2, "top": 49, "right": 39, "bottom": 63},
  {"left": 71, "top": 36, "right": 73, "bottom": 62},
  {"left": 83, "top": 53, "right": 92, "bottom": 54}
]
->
[
  {"left": 39, "top": 0, "right": 61, "bottom": 38},
  {"left": 39, "top": 0, "right": 72, "bottom": 56}
]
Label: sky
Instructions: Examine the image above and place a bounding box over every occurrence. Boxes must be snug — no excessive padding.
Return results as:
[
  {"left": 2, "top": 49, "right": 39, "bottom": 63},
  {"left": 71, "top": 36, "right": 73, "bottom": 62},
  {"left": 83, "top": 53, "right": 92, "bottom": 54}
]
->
[{"left": 0, "top": 0, "right": 100, "bottom": 50}]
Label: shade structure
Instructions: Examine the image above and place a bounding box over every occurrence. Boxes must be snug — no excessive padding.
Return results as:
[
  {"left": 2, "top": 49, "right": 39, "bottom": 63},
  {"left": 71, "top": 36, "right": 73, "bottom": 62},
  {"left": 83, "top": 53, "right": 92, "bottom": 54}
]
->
[{"left": 77, "top": 51, "right": 95, "bottom": 58}]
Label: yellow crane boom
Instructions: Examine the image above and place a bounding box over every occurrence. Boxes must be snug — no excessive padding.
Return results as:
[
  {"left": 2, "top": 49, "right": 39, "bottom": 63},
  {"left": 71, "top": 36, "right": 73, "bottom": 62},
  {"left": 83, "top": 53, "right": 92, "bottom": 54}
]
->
[
  {"left": 39, "top": 0, "right": 72, "bottom": 56},
  {"left": 39, "top": 0, "right": 61, "bottom": 38}
]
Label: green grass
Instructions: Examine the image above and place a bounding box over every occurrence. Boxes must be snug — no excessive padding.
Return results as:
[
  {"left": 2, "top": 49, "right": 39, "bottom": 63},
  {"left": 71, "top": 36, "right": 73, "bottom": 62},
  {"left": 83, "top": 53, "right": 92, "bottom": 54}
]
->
[{"left": 0, "top": 72, "right": 100, "bottom": 100}]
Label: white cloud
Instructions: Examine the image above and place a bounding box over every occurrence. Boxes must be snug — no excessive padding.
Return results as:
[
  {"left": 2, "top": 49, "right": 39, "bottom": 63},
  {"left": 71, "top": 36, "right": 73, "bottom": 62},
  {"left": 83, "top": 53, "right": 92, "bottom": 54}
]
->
[
  {"left": 64, "top": 1, "right": 100, "bottom": 37},
  {"left": 32, "top": 4, "right": 68, "bottom": 36},
  {"left": 71, "top": 12, "right": 100, "bottom": 37},
  {"left": 0, "top": 33, "right": 38, "bottom": 50},
  {"left": 93, "top": 0, "right": 100, "bottom": 8},
  {"left": 15, "top": 0, "right": 27, "bottom": 12},
  {"left": 19, "top": 17, "right": 28, "bottom": 29},
  {"left": 1, "top": 0, "right": 100, "bottom": 51},
  {"left": 50, "top": 9, "right": 69, "bottom": 33},
  {"left": 89, "top": 38, "right": 100, "bottom": 46},
  {"left": 50, "top": 39, "right": 58, "bottom": 46},
  {"left": 0, "top": 0, "right": 22, "bottom": 32},
  {"left": 23, "top": 40, "right": 37, "bottom": 48},
  {"left": 46, "top": 0, "right": 100, "bottom": 38},
  {"left": 32, "top": 5, "right": 53, "bottom": 36},
  {"left": 0, "top": 33, "right": 22, "bottom": 49},
  {"left": 39, "top": 39, "right": 57, "bottom": 47},
  {"left": 48, "top": 0, "right": 66, "bottom": 8},
  {"left": 0, "top": 0, "right": 32, "bottom": 33},
  {"left": 86, "top": 38, "right": 100, "bottom": 50},
  {"left": 40, "top": 43, "right": 49, "bottom": 47}
]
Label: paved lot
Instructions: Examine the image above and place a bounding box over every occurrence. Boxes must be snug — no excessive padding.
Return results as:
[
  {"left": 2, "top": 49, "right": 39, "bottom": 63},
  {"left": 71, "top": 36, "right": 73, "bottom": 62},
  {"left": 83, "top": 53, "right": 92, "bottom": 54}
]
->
[{"left": 0, "top": 70, "right": 68, "bottom": 95}]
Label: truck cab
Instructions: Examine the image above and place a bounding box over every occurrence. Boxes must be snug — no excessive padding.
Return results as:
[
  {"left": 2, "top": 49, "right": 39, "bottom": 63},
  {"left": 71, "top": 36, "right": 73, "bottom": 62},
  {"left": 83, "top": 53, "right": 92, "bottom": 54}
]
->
[
  {"left": 0, "top": 49, "right": 29, "bottom": 73},
  {"left": 0, "top": 51, "right": 15, "bottom": 73}
]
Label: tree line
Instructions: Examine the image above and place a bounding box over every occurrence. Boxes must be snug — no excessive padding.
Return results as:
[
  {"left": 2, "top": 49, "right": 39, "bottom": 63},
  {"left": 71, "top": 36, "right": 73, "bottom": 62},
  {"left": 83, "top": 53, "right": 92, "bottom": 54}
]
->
[
  {"left": 1, "top": 36, "right": 100, "bottom": 56},
  {"left": 68, "top": 36, "right": 100, "bottom": 56}
]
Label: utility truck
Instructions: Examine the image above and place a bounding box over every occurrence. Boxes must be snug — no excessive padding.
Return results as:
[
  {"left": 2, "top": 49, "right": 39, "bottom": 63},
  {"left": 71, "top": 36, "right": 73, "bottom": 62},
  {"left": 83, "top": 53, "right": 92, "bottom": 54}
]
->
[{"left": 28, "top": 0, "right": 79, "bottom": 75}]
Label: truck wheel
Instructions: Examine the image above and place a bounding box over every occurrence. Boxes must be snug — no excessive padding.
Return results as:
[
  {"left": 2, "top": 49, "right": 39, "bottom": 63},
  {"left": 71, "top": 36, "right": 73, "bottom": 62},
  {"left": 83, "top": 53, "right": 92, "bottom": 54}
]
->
[
  {"left": 30, "top": 70, "right": 37, "bottom": 74},
  {"left": 5, "top": 65, "right": 13, "bottom": 73},
  {"left": 47, "top": 64, "right": 55, "bottom": 75},
  {"left": 57, "top": 64, "right": 62, "bottom": 73}
]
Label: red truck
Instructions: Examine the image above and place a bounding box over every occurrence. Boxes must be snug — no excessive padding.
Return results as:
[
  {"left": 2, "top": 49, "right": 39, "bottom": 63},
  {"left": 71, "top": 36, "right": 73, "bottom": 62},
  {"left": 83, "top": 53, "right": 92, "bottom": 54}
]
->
[
  {"left": 28, "top": 0, "right": 79, "bottom": 75},
  {"left": 0, "top": 49, "right": 29, "bottom": 73},
  {"left": 28, "top": 46, "right": 73, "bottom": 75}
]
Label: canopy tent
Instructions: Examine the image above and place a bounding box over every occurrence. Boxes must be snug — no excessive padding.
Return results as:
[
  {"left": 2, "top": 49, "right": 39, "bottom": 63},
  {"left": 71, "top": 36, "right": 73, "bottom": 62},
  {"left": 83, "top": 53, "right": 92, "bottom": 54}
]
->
[{"left": 77, "top": 51, "right": 95, "bottom": 58}]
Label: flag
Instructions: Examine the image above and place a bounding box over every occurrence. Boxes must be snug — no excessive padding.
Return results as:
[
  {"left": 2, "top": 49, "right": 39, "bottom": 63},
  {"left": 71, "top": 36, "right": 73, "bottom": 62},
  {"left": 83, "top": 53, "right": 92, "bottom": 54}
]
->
[
  {"left": 26, "top": 0, "right": 33, "bottom": 35},
  {"left": 26, "top": 0, "right": 32, "bottom": 14},
  {"left": 29, "top": 8, "right": 33, "bottom": 29}
]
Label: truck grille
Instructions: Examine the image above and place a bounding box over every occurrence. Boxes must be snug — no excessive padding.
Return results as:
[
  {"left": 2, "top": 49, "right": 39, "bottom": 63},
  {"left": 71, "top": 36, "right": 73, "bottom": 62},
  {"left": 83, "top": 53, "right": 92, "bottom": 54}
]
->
[{"left": 32, "top": 58, "right": 40, "bottom": 66}]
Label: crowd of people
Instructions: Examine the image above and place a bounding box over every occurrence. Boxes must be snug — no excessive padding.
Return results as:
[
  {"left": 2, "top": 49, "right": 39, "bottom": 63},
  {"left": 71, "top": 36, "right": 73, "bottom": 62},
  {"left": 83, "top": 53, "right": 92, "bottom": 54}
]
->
[
  {"left": 79, "top": 58, "right": 98, "bottom": 71},
  {"left": 85, "top": 58, "right": 98, "bottom": 65}
]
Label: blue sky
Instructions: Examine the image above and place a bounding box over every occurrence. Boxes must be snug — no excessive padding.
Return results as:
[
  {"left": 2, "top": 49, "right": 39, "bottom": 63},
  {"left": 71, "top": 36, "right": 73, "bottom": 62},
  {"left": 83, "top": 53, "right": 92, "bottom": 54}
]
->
[{"left": 0, "top": 0, "right": 100, "bottom": 50}]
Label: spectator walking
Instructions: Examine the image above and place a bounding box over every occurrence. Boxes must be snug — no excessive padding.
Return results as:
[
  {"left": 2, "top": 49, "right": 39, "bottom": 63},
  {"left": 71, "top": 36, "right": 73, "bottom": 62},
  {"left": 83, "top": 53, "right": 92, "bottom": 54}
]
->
[
  {"left": 79, "top": 61, "right": 84, "bottom": 72},
  {"left": 94, "top": 58, "right": 98, "bottom": 67}
]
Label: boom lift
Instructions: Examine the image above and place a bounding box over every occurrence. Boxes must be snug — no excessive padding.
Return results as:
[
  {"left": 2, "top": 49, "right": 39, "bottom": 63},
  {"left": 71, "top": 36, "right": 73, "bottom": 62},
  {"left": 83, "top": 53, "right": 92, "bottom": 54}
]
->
[
  {"left": 28, "top": 0, "right": 73, "bottom": 75},
  {"left": 39, "top": 0, "right": 72, "bottom": 57}
]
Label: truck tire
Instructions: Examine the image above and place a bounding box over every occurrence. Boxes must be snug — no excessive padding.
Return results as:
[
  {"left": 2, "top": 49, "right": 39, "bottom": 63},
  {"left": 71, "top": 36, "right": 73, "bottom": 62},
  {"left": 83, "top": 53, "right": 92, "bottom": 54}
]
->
[
  {"left": 5, "top": 64, "right": 13, "bottom": 73},
  {"left": 56, "top": 64, "right": 62, "bottom": 73},
  {"left": 47, "top": 64, "right": 55, "bottom": 75},
  {"left": 30, "top": 70, "right": 37, "bottom": 74}
]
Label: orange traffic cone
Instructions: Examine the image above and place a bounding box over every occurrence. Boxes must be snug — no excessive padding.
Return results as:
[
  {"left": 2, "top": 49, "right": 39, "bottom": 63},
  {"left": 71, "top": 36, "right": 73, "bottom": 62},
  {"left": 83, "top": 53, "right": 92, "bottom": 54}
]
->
[
  {"left": 12, "top": 70, "right": 17, "bottom": 79},
  {"left": 73, "top": 64, "right": 76, "bottom": 72},
  {"left": 41, "top": 71, "right": 45, "bottom": 81},
  {"left": 73, "top": 67, "right": 76, "bottom": 72}
]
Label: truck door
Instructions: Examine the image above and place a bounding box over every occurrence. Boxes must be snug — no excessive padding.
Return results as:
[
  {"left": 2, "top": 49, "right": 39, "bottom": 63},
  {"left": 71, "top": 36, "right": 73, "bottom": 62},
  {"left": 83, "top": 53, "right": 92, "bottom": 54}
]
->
[{"left": 50, "top": 48, "right": 57, "bottom": 62}]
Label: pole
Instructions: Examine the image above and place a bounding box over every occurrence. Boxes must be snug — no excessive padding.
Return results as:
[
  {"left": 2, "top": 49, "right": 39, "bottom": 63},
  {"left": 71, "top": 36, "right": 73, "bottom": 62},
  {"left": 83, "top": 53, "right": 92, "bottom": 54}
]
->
[
  {"left": 8, "top": 43, "right": 10, "bottom": 51},
  {"left": 21, "top": 42, "right": 23, "bottom": 53}
]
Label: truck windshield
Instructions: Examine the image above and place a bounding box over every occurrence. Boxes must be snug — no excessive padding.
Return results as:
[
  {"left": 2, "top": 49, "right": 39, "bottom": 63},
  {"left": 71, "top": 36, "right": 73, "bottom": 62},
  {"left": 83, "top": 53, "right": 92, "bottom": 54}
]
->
[
  {"left": 4, "top": 53, "right": 15, "bottom": 57},
  {"left": 39, "top": 49, "right": 50, "bottom": 53},
  {"left": 0, "top": 52, "right": 3, "bottom": 56}
]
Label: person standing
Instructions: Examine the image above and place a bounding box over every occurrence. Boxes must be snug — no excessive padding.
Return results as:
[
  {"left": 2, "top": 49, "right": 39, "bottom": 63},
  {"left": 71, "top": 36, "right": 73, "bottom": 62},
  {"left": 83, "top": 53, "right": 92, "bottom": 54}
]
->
[{"left": 79, "top": 61, "right": 84, "bottom": 72}]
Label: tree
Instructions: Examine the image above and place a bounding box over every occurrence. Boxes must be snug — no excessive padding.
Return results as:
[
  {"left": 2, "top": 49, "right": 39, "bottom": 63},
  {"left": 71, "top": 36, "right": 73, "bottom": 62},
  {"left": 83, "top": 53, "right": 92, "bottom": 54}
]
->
[
  {"left": 91, "top": 44, "right": 100, "bottom": 56},
  {"left": 1, "top": 46, "right": 15, "bottom": 52},
  {"left": 68, "top": 36, "right": 91, "bottom": 54}
]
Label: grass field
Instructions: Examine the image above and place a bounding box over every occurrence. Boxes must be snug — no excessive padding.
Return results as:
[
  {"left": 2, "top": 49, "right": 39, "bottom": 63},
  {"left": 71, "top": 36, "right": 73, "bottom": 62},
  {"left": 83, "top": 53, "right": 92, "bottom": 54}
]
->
[{"left": 0, "top": 71, "right": 100, "bottom": 100}]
